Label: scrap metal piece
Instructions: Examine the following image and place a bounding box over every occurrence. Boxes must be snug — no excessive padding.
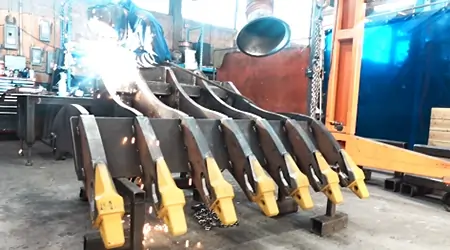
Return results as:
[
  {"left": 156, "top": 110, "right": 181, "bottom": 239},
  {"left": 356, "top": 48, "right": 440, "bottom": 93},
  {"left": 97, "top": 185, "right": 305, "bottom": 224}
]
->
[{"left": 76, "top": 114, "right": 125, "bottom": 249}]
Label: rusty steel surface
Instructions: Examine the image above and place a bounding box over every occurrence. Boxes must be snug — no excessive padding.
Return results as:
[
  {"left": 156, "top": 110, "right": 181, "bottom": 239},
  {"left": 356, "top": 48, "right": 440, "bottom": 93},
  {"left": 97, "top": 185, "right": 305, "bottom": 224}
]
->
[{"left": 217, "top": 47, "right": 310, "bottom": 114}]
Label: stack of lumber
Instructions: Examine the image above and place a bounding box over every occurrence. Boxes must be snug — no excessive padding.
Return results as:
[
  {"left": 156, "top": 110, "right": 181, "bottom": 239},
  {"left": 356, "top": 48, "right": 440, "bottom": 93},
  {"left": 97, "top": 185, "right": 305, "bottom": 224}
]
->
[{"left": 429, "top": 108, "right": 450, "bottom": 147}]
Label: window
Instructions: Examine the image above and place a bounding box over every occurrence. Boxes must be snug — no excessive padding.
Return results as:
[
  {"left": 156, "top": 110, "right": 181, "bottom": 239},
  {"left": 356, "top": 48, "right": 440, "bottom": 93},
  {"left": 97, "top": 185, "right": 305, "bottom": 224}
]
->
[
  {"left": 182, "top": 0, "right": 237, "bottom": 29},
  {"left": 133, "top": 0, "right": 170, "bottom": 14}
]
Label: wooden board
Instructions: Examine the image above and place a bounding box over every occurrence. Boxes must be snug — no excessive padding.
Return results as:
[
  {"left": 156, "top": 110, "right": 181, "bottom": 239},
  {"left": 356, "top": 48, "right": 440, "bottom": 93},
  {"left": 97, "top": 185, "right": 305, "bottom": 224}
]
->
[{"left": 429, "top": 108, "right": 450, "bottom": 147}]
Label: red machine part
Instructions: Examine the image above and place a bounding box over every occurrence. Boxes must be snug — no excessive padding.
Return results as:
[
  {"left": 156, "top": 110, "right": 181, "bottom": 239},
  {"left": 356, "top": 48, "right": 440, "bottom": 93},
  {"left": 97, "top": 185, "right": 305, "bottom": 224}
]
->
[{"left": 217, "top": 47, "right": 310, "bottom": 114}]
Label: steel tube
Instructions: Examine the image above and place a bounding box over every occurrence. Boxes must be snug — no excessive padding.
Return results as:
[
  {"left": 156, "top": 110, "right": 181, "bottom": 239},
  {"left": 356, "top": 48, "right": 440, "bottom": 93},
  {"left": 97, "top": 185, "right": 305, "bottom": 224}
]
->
[{"left": 236, "top": 0, "right": 291, "bottom": 57}]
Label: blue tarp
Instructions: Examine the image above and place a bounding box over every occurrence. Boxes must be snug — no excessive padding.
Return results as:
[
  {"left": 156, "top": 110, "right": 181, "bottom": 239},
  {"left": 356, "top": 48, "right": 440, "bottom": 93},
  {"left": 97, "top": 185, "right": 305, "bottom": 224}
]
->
[{"left": 324, "top": 7, "right": 450, "bottom": 147}]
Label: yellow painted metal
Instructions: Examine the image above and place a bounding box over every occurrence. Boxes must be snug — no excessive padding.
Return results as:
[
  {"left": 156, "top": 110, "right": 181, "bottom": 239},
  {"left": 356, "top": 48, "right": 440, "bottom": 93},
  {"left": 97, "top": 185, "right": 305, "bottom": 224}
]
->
[
  {"left": 314, "top": 152, "right": 344, "bottom": 204},
  {"left": 155, "top": 158, "right": 188, "bottom": 236},
  {"left": 248, "top": 155, "right": 279, "bottom": 217},
  {"left": 93, "top": 163, "right": 125, "bottom": 249},
  {"left": 340, "top": 150, "right": 370, "bottom": 199},
  {"left": 205, "top": 157, "right": 238, "bottom": 225},
  {"left": 334, "top": 133, "right": 450, "bottom": 185},
  {"left": 284, "top": 154, "right": 314, "bottom": 210}
]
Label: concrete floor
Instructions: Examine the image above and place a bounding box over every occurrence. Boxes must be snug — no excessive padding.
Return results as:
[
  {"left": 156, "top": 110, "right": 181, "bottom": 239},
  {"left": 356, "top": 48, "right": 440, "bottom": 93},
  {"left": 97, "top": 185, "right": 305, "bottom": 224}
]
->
[{"left": 0, "top": 141, "right": 450, "bottom": 250}]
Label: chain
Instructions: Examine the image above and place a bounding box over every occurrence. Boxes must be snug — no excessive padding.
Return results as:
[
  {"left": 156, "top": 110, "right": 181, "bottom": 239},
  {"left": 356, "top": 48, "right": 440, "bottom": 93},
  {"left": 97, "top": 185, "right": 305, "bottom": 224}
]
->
[{"left": 310, "top": 5, "right": 325, "bottom": 119}]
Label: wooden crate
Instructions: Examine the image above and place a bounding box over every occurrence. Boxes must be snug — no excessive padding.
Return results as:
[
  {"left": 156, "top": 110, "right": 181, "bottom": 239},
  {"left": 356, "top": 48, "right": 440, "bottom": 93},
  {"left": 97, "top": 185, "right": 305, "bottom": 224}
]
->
[{"left": 428, "top": 108, "right": 450, "bottom": 147}]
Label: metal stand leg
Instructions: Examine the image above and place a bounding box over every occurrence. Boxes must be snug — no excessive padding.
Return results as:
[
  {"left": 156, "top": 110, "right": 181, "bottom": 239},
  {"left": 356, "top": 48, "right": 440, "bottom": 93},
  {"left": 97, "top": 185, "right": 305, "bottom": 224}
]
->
[
  {"left": 310, "top": 199, "right": 348, "bottom": 236},
  {"left": 25, "top": 144, "right": 33, "bottom": 166},
  {"left": 22, "top": 96, "right": 36, "bottom": 166}
]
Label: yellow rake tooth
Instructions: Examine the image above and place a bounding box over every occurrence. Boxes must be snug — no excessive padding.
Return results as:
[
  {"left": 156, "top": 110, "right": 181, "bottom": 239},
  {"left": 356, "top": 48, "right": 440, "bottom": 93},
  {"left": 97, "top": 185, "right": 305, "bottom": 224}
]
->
[
  {"left": 315, "top": 152, "right": 344, "bottom": 204},
  {"left": 205, "top": 157, "right": 238, "bottom": 225},
  {"left": 284, "top": 154, "right": 314, "bottom": 210},
  {"left": 248, "top": 156, "right": 279, "bottom": 217},
  {"left": 93, "top": 163, "right": 125, "bottom": 249},
  {"left": 341, "top": 150, "right": 370, "bottom": 199},
  {"left": 155, "top": 158, "right": 187, "bottom": 236}
]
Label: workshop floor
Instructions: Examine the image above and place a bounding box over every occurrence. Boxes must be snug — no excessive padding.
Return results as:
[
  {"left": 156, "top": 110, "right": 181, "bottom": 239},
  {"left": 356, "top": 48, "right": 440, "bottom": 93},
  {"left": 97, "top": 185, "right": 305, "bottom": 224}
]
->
[{"left": 0, "top": 141, "right": 450, "bottom": 250}]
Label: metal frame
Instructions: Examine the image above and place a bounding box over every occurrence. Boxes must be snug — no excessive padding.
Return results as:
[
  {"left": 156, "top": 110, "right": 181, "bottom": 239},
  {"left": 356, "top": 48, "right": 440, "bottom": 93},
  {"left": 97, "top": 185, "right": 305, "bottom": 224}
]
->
[{"left": 15, "top": 95, "right": 93, "bottom": 166}]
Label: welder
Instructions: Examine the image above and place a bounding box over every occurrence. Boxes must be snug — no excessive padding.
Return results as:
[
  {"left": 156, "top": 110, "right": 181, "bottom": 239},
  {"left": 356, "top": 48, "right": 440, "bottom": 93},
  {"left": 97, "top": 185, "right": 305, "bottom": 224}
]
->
[{"left": 117, "top": 0, "right": 172, "bottom": 65}]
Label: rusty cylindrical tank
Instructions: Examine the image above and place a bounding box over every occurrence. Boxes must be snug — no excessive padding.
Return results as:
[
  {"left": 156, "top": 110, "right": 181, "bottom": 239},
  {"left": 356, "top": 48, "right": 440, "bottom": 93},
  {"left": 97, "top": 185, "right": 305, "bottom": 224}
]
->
[{"left": 236, "top": 0, "right": 291, "bottom": 57}]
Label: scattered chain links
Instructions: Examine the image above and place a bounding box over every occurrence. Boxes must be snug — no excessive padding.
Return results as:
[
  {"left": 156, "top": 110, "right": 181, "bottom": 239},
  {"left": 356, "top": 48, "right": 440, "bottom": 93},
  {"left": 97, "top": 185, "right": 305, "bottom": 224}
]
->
[
  {"left": 191, "top": 203, "right": 239, "bottom": 231},
  {"left": 310, "top": 5, "right": 325, "bottom": 120}
]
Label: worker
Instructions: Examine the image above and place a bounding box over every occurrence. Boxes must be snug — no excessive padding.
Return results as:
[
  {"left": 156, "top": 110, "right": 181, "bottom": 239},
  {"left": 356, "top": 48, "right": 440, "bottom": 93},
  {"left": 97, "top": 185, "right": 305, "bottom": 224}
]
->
[{"left": 117, "top": 0, "right": 172, "bottom": 66}]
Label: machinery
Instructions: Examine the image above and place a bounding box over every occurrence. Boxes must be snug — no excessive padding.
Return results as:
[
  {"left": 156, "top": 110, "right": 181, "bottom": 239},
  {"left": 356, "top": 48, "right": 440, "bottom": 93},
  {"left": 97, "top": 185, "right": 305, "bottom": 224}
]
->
[
  {"left": 57, "top": 61, "right": 368, "bottom": 249},
  {"left": 48, "top": 1, "right": 369, "bottom": 250},
  {"left": 49, "top": 0, "right": 370, "bottom": 245},
  {"left": 45, "top": 0, "right": 450, "bottom": 248},
  {"left": 55, "top": 0, "right": 450, "bottom": 249}
]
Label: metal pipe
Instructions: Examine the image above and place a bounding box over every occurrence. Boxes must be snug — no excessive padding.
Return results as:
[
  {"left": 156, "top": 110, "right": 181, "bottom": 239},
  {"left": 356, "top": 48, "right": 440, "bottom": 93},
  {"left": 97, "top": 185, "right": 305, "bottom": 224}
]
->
[
  {"left": 18, "top": 0, "right": 23, "bottom": 56},
  {"left": 246, "top": 0, "right": 274, "bottom": 22},
  {"left": 236, "top": 0, "right": 291, "bottom": 57}
]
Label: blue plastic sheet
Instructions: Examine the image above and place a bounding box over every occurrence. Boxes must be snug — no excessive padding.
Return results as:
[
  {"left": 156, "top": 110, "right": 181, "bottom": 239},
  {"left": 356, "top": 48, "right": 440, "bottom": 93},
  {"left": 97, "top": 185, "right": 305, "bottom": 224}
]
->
[{"left": 324, "top": 7, "right": 450, "bottom": 147}]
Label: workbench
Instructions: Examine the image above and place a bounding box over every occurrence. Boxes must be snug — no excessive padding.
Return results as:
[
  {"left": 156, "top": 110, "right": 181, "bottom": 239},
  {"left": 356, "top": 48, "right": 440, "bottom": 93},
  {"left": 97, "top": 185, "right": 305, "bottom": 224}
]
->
[
  {"left": 16, "top": 94, "right": 94, "bottom": 166},
  {"left": 0, "top": 77, "right": 35, "bottom": 132}
]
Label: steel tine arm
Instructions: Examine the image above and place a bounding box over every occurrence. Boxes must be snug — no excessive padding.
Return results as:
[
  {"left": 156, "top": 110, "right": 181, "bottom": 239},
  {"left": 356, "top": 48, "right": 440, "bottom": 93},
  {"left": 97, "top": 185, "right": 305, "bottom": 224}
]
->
[
  {"left": 281, "top": 112, "right": 369, "bottom": 199},
  {"left": 166, "top": 68, "right": 278, "bottom": 217},
  {"left": 77, "top": 115, "right": 125, "bottom": 249},
  {"left": 134, "top": 116, "right": 187, "bottom": 236},
  {"left": 219, "top": 89, "right": 342, "bottom": 204},
  {"left": 185, "top": 73, "right": 312, "bottom": 210},
  {"left": 133, "top": 72, "right": 238, "bottom": 225},
  {"left": 97, "top": 77, "right": 189, "bottom": 234}
]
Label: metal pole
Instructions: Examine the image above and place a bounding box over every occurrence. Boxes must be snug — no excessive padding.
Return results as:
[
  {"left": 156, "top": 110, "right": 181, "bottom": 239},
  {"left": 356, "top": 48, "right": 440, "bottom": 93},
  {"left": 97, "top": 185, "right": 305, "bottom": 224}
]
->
[
  {"left": 233, "top": 0, "right": 239, "bottom": 30},
  {"left": 199, "top": 26, "right": 204, "bottom": 69},
  {"left": 66, "top": 0, "right": 72, "bottom": 88}
]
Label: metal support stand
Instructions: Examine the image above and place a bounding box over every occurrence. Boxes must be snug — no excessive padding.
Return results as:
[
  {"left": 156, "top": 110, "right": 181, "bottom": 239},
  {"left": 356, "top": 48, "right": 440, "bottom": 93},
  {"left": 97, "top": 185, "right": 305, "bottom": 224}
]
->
[
  {"left": 16, "top": 95, "right": 93, "bottom": 166},
  {"left": 310, "top": 199, "right": 348, "bottom": 236}
]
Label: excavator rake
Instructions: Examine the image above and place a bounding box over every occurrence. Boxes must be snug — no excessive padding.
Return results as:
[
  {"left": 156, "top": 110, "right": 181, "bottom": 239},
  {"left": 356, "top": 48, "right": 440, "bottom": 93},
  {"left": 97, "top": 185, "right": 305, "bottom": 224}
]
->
[{"left": 61, "top": 65, "right": 368, "bottom": 249}]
